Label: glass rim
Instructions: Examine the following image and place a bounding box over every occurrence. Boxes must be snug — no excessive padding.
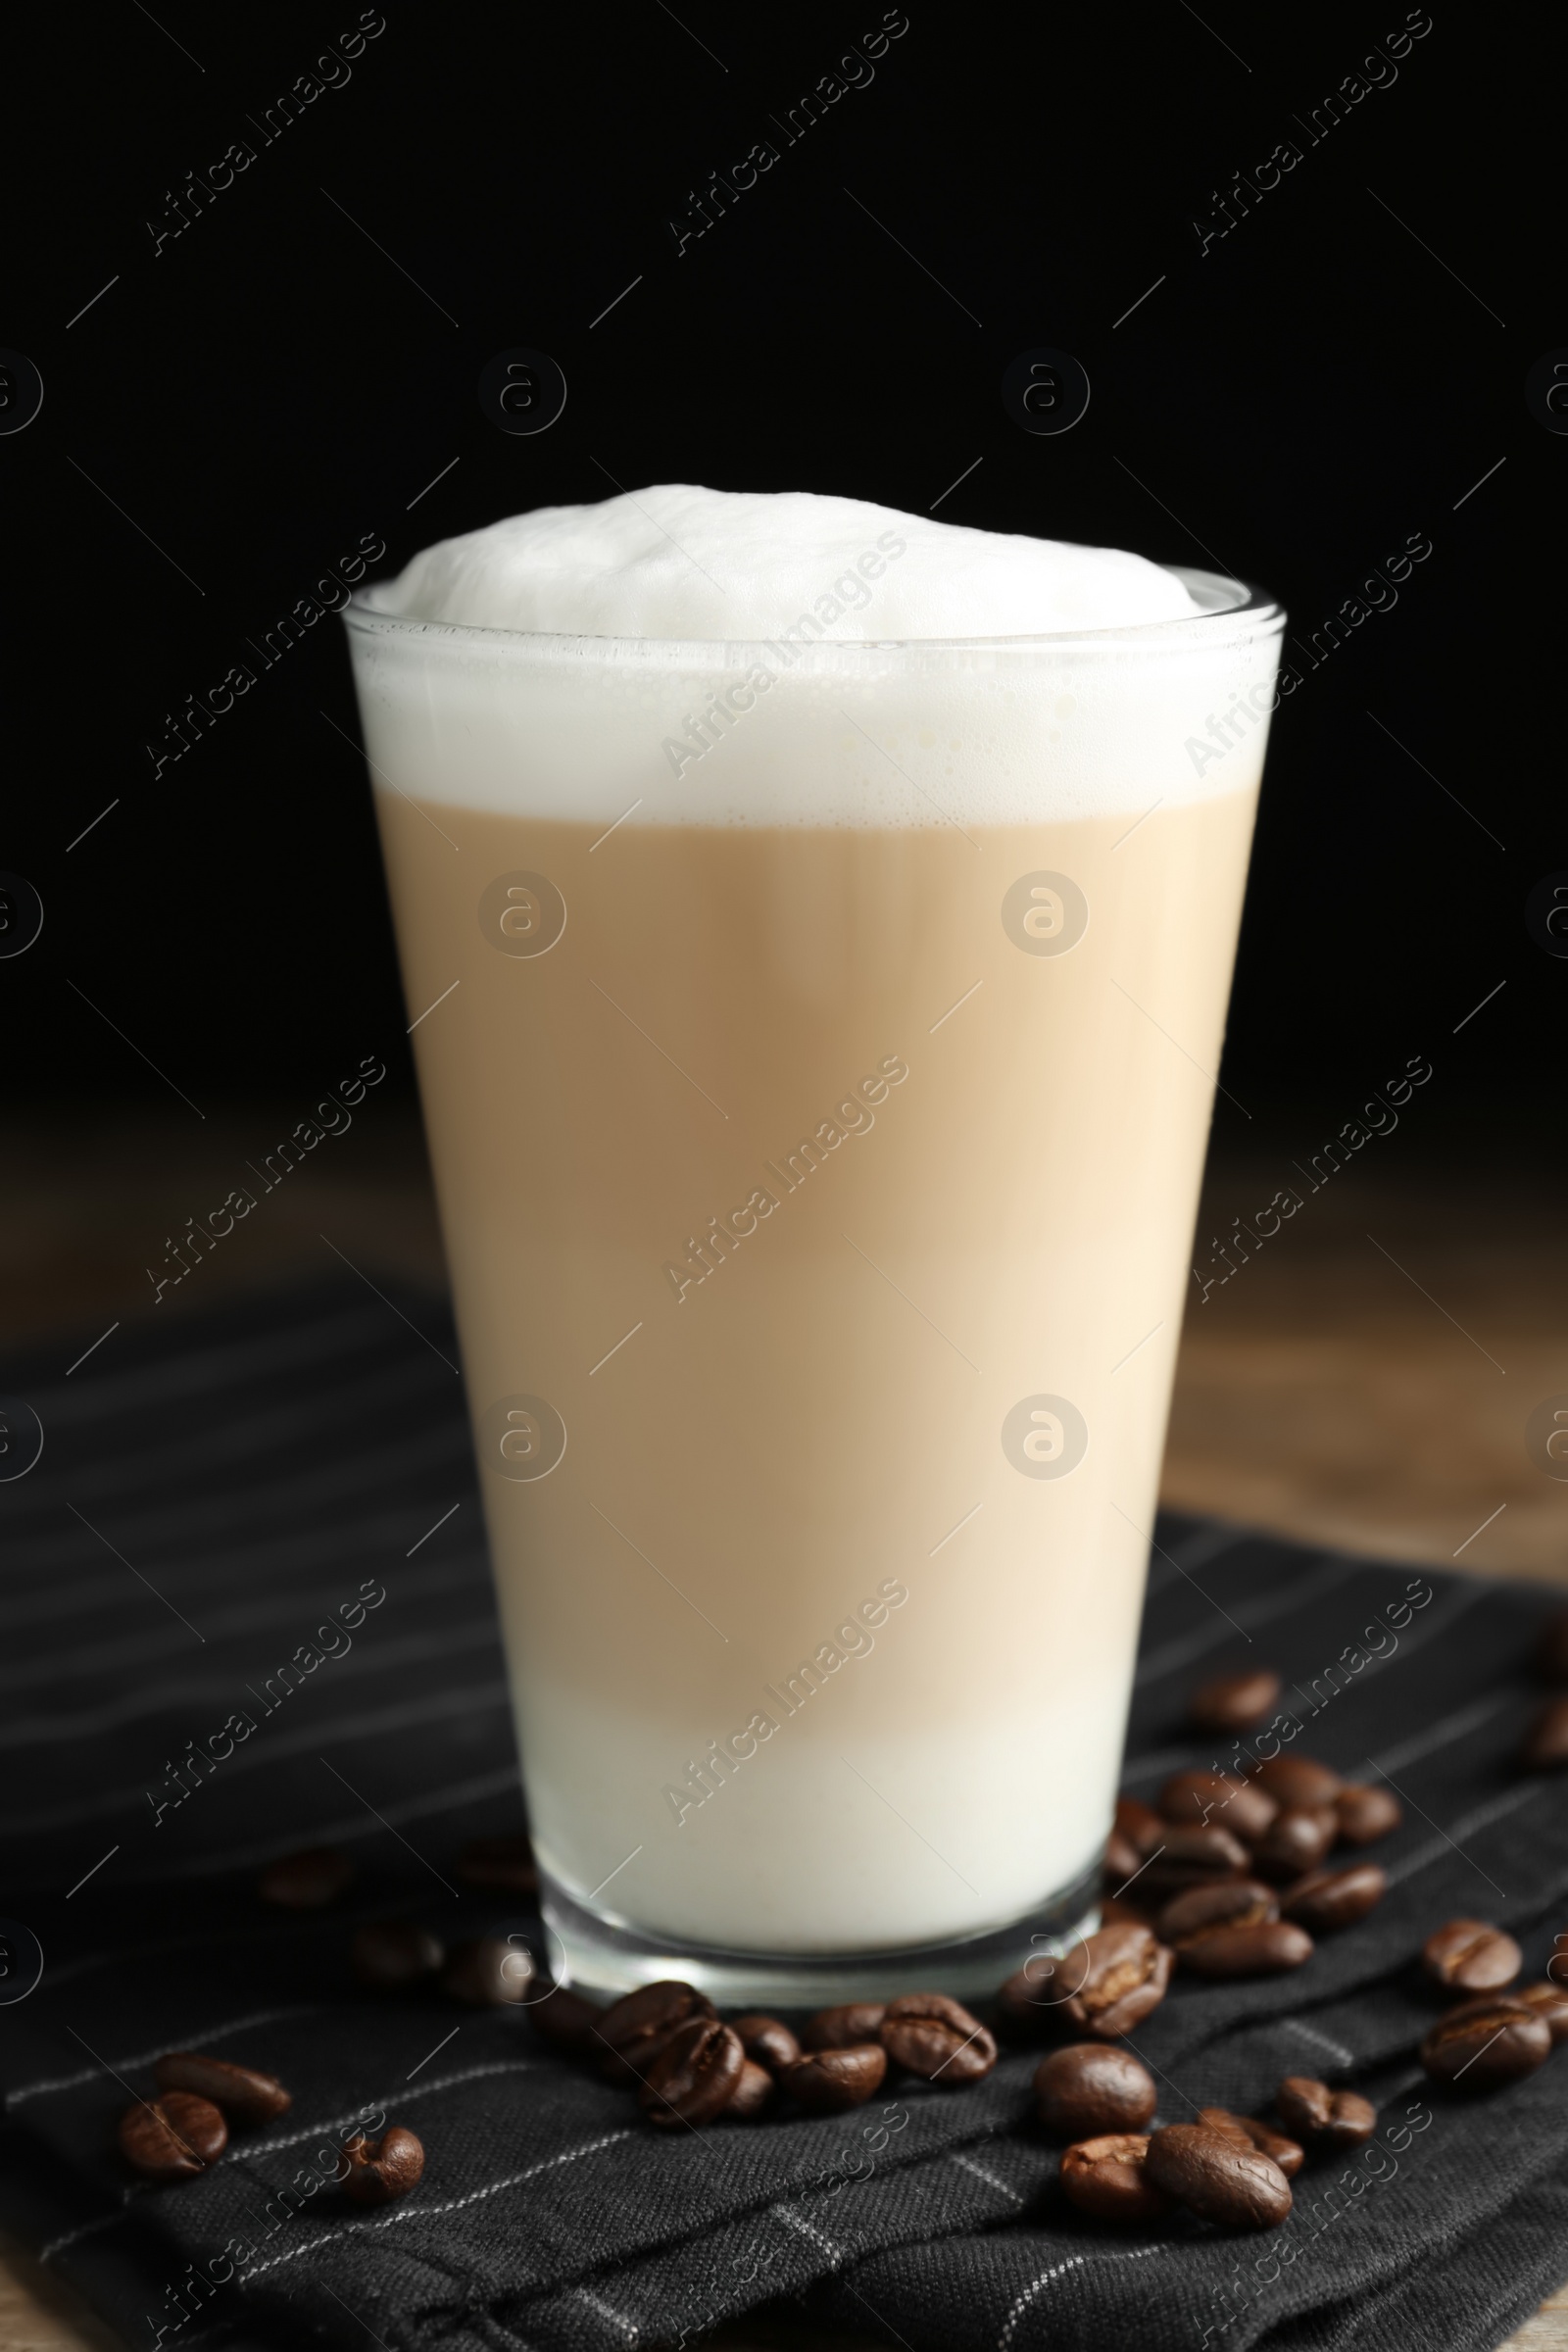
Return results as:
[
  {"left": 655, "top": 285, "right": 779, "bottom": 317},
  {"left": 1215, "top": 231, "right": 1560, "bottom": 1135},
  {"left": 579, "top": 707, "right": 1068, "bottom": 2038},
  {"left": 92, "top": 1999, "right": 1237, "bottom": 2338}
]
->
[{"left": 343, "top": 564, "right": 1284, "bottom": 658}]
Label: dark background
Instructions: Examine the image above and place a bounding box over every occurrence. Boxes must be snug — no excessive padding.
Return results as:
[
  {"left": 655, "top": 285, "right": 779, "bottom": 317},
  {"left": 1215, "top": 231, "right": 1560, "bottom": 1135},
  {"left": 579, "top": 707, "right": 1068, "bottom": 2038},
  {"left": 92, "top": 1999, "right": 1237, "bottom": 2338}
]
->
[{"left": 3, "top": 1, "right": 1553, "bottom": 1144}]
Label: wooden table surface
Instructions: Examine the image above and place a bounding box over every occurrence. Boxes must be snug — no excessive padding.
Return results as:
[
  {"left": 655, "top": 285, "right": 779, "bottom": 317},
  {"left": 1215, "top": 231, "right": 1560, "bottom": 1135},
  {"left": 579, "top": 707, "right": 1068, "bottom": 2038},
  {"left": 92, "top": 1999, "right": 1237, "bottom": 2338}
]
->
[{"left": 3, "top": 1110, "right": 1563, "bottom": 2350}]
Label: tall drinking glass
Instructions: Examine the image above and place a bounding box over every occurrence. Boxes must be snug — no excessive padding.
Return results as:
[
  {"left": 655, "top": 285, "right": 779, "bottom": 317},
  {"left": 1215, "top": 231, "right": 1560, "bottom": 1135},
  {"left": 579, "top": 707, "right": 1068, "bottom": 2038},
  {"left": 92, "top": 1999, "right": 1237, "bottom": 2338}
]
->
[{"left": 345, "top": 569, "right": 1284, "bottom": 2005}]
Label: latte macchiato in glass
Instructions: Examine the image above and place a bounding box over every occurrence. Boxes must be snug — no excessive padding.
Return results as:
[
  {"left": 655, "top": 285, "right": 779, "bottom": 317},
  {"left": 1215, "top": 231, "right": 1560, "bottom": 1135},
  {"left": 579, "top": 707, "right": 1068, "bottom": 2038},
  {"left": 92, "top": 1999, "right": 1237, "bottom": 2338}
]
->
[{"left": 346, "top": 487, "right": 1283, "bottom": 2003}]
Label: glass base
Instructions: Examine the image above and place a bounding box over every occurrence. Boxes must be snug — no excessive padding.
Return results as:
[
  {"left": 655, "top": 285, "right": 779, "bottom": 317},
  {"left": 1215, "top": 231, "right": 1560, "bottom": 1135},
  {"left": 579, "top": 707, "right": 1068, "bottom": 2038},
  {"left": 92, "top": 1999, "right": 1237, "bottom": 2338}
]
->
[{"left": 541, "top": 1859, "right": 1102, "bottom": 2009}]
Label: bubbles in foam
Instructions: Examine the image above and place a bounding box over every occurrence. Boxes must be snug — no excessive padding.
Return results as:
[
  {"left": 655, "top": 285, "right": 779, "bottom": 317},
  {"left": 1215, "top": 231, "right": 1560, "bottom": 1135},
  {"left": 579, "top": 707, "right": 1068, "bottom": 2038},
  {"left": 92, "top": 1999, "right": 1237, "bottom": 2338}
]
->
[{"left": 371, "top": 484, "right": 1201, "bottom": 642}]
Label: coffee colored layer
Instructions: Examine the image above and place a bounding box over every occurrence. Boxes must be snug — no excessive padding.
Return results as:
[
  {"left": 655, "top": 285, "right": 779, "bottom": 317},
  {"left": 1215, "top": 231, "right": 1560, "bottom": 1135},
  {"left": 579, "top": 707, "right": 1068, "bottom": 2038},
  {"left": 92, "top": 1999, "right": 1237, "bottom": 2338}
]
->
[{"left": 372, "top": 784, "right": 1258, "bottom": 1951}]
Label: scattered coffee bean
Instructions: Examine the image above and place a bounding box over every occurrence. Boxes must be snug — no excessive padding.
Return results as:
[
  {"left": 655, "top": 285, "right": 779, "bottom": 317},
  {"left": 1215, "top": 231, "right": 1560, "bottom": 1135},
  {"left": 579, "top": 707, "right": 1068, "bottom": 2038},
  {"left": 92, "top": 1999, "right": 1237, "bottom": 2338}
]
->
[
  {"left": 597, "top": 1981, "right": 716, "bottom": 2085},
  {"left": 1158, "top": 1770, "right": 1277, "bottom": 1844},
  {"left": 1281, "top": 1862, "right": 1387, "bottom": 1935},
  {"left": 1139, "top": 1823, "right": 1251, "bottom": 1898},
  {"left": 351, "top": 1922, "right": 445, "bottom": 1994},
  {"left": 1521, "top": 1698, "right": 1568, "bottom": 1771},
  {"left": 781, "top": 2044, "right": 887, "bottom": 2113},
  {"left": 342, "top": 2127, "right": 424, "bottom": 2205},
  {"left": 441, "top": 1935, "right": 535, "bottom": 2007},
  {"left": 1190, "top": 1668, "right": 1282, "bottom": 1734},
  {"left": 1252, "top": 1754, "right": 1343, "bottom": 1808},
  {"left": 1144, "top": 2123, "right": 1293, "bottom": 2230},
  {"left": 1196, "top": 2106, "right": 1256, "bottom": 2152},
  {"left": 731, "top": 2014, "right": 801, "bottom": 2072},
  {"left": 999, "top": 1955, "right": 1059, "bottom": 2030},
  {"left": 119, "top": 2093, "right": 227, "bottom": 2180},
  {"left": 153, "top": 2052, "right": 291, "bottom": 2126},
  {"left": 1180, "top": 1920, "right": 1313, "bottom": 1980},
  {"left": 1035, "top": 2045, "right": 1155, "bottom": 2138},
  {"left": 528, "top": 1983, "right": 603, "bottom": 2053},
  {"left": 881, "top": 1992, "right": 997, "bottom": 2084},
  {"left": 484, "top": 1940, "right": 538, "bottom": 2004},
  {"left": 1059, "top": 2133, "right": 1172, "bottom": 2224},
  {"left": 1114, "top": 1794, "right": 1164, "bottom": 1854},
  {"left": 1421, "top": 1919, "right": 1521, "bottom": 1994},
  {"left": 258, "top": 1848, "right": 354, "bottom": 1909},
  {"left": 1274, "top": 2077, "right": 1375, "bottom": 2149},
  {"left": 1420, "top": 1997, "right": 1550, "bottom": 2089},
  {"left": 455, "top": 1834, "right": 538, "bottom": 1893},
  {"left": 1099, "top": 1892, "right": 1152, "bottom": 1928},
  {"left": 639, "top": 2019, "right": 746, "bottom": 2128},
  {"left": 725, "top": 2059, "right": 774, "bottom": 2120},
  {"left": 1334, "top": 1784, "right": 1402, "bottom": 1844},
  {"left": 1157, "top": 1880, "right": 1278, "bottom": 1949},
  {"left": 1512, "top": 1981, "right": 1568, "bottom": 2043},
  {"left": 1234, "top": 2117, "right": 1304, "bottom": 2179},
  {"left": 1040, "top": 1924, "right": 1175, "bottom": 2039},
  {"left": 1536, "top": 1607, "right": 1568, "bottom": 1686},
  {"left": 802, "top": 2001, "right": 887, "bottom": 2051},
  {"left": 1103, "top": 1831, "right": 1145, "bottom": 1883},
  {"left": 1199, "top": 2109, "right": 1304, "bottom": 2179},
  {"left": 1250, "top": 1806, "right": 1338, "bottom": 1886}
]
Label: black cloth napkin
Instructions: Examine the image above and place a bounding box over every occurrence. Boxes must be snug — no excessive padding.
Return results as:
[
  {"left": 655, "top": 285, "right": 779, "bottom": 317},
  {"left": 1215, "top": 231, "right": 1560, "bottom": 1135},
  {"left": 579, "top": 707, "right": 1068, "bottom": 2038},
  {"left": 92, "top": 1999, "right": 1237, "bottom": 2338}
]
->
[{"left": 3, "top": 1277, "right": 1567, "bottom": 2352}]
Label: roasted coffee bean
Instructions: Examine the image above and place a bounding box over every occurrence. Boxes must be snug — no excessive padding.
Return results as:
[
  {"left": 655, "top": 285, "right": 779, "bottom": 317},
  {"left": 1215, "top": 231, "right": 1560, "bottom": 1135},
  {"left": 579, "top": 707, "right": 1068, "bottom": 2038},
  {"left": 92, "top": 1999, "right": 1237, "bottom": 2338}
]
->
[
  {"left": 154, "top": 2052, "right": 291, "bottom": 2126},
  {"left": 1421, "top": 1997, "right": 1551, "bottom": 2088},
  {"left": 1421, "top": 1919, "right": 1521, "bottom": 1993},
  {"left": 1281, "top": 1862, "right": 1387, "bottom": 1935},
  {"left": 1536, "top": 1607, "right": 1568, "bottom": 1686},
  {"left": 724, "top": 2059, "right": 774, "bottom": 2120},
  {"left": 1158, "top": 1770, "right": 1277, "bottom": 1844},
  {"left": 258, "top": 1847, "right": 353, "bottom": 1909},
  {"left": 1194, "top": 2106, "right": 1250, "bottom": 2150},
  {"left": 1233, "top": 2117, "right": 1304, "bottom": 2178},
  {"left": 1036, "top": 2045, "right": 1156, "bottom": 2138},
  {"left": 528, "top": 1983, "right": 604, "bottom": 2053},
  {"left": 1189, "top": 2111, "right": 1304, "bottom": 2174},
  {"left": 1513, "top": 1981, "right": 1568, "bottom": 2043},
  {"left": 1250, "top": 1805, "right": 1338, "bottom": 1886},
  {"left": 1274, "top": 2077, "right": 1375, "bottom": 2149},
  {"left": 351, "top": 1921, "right": 445, "bottom": 1993},
  {"left": 781, "top": 2044, "right": 887, "bottom": 2113},
  {"left": 999, "top": 1955, "right": 1059, "bottom": 2029},
  {"left": 119, "top": 2093, "right": 226, "bottom": 2180},
  {"left": 639, "top": 2019, "right": 746, "bottom": 2129},
  {"left": 1114, "top": 1794, "right": 1164, "bottom": 1855},
  {"left": 1103, "top": 1831, "right": 1145, "bottom": 1884},
  {"left": 1252, "top": 1754, "right": 1343, "bottom": 1808},
  {"left": 1058, "top": 2133, "right": 1172, "bottom": 2224},
  {"left": 1334, "top": 1784, "right": 1402, "bottom": 1844},
  {"left": 1099, "top": 1892, "right": 1152, "bottom": 1928},
  {"left": 731, "top": 2014, "right": 801, "bottom": 2073},
  {"left": 802, "top": 2001, "right": 887, "bottom": 2051},
  {"left": 1180, "top": 1920, "right": 1313, "bottom": 1980},
  {"left": 455, "top": 1834, "right": 538, "bottom": 1893},
  {"left": 597, "top": 1980, "right": 716, "bottom": 2084},
  {"left": 1521, "top": 1698, "right": 1568, "bottom": 1770},
  {"left": 881, "top": 1992, "right": 997, "bottom": 2084},
  {"left": 479, "top": 1937, "right": 537, "bottom": 2005},
  {"left": 1030, "top": 1924, "right": 1175, "bottom": 2039},
  {"left": 342, "top": 2126, "right": 424, "bottom": 2205},
  {"left": 441, "top": 1935, "right": 535, "bottom": 2007},
  {"left": 1190, "top": 1668, "right": 1282, "bottom": 1734},
  {"left": 1139, "top": 1823, "right": 1250, "bottom": 1898},
  {"left": 1144, "top": 2123, "right": 1292, "bottom": 2230},
  {"left": 1157, "top": 1880, "right": 1278, "bottom": 1949}
]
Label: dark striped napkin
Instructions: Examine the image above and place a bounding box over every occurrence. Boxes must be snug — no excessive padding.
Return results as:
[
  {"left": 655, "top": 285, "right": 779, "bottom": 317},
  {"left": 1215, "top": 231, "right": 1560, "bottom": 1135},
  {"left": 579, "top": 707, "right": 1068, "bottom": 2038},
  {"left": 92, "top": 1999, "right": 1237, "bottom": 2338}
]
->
[{"left": 2, "top": 1278, "right": 1566, "bottom": 2352}]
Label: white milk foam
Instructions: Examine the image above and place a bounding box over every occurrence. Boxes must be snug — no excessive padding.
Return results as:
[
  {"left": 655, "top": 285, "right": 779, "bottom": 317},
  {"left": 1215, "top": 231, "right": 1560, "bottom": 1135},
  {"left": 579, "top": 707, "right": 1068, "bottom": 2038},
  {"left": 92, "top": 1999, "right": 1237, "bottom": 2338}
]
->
[
  {"left": 375, "top": 484, "right": 1200, "bottom": 639},
  {"left": 352, "top": 487, "right": 1277, "bottom": 828}
]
